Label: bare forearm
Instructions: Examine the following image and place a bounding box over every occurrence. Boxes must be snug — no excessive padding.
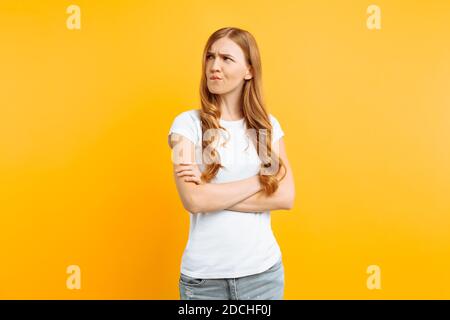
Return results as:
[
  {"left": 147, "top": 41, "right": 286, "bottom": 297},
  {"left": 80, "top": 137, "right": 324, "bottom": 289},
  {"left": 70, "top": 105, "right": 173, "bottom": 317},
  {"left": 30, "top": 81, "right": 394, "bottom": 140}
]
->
[
  {"left": 226, "top": 180, "right": 292, "bottom": 213},
  {"left": 226, "top": 167, "right": 295, "bottom": 213},
  {"left": 225, "top": 190, "right": 279, "bottom": 213},
  {"left": 191, "top": 175, "right": 262, "bottom": 213}
]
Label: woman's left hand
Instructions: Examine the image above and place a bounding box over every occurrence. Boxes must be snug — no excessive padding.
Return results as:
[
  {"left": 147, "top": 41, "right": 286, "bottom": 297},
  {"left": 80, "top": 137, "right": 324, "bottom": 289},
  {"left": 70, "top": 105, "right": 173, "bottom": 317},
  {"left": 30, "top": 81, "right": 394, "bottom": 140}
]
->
[{"left": 175, "top": 163, "right": 204, "bottom": 185}]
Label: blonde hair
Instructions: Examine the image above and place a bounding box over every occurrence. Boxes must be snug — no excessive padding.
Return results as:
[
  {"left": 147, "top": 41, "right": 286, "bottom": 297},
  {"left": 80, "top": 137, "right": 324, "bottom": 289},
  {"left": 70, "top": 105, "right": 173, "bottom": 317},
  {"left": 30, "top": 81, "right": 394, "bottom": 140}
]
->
[{"left": 199, "top": 27, "right": 286, "bottom": 195}]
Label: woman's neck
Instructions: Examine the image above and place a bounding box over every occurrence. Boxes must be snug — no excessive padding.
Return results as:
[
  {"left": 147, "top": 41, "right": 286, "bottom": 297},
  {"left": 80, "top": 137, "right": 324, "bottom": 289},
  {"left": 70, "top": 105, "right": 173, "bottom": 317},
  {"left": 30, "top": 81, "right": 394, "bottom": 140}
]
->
[{"left": 219, "top": 87, "right": 244, "bottom": 121}]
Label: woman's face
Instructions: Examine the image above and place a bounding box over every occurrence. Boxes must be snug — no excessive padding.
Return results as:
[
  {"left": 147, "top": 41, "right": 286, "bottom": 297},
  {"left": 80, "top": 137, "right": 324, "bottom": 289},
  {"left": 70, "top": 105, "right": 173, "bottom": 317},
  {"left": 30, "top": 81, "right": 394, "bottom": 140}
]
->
[{"left": 206, "top": 37, "right": 252, "bottom": 95}]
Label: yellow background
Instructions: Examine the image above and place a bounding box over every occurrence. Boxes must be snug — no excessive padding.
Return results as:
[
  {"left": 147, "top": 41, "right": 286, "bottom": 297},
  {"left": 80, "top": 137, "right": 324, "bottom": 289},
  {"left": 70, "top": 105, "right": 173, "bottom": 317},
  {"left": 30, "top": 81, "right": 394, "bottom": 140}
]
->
[{"left": 1, "top": 0, "right": 449, "bottom": 299}]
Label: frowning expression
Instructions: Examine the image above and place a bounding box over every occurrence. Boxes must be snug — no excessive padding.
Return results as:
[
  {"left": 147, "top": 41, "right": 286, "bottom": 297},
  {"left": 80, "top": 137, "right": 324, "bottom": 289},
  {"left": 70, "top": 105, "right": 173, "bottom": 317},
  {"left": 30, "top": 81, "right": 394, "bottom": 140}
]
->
[{"left": 206, "top": 37, "right": 252, "bottom": 95}]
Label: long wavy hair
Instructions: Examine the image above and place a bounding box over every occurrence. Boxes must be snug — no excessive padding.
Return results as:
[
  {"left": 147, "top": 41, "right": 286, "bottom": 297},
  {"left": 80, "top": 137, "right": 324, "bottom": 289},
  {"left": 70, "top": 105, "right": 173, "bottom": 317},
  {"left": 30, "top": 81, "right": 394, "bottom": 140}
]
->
[{"left": 199, "top": 27, "right": 286, "bottom": 196}]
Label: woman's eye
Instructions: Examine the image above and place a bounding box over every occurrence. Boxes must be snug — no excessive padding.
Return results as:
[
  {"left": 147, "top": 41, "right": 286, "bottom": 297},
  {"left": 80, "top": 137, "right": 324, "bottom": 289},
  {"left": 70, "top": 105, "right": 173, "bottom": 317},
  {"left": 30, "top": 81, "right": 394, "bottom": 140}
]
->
[{"left": 207, "top": 55, "right": 232, "bottom": 61}]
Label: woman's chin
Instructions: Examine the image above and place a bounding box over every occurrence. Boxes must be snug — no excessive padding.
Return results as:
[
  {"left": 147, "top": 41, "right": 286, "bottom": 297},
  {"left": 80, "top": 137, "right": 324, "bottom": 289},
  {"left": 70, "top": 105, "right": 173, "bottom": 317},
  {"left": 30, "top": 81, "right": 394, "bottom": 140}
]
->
[{"left": 207, "top": 87, "right": 226, "bottom": 95}]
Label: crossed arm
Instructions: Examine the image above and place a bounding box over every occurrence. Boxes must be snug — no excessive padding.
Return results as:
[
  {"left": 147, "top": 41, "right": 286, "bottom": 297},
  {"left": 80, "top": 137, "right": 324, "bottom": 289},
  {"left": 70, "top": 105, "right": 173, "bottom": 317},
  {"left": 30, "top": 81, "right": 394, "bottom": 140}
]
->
[
  {"left": 225, "top": 138, "right": 295, "bottom": 212},
  {"left": 169, "top": 133, "right": 295, "bottom": 213}
]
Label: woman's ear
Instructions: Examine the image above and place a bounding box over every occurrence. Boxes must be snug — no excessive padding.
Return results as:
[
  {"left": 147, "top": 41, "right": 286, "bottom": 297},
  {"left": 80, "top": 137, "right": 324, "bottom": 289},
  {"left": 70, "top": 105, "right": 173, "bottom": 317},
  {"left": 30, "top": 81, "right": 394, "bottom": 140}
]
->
[{"left": 244, "top": 66, "right": 253, "bottom": 80}]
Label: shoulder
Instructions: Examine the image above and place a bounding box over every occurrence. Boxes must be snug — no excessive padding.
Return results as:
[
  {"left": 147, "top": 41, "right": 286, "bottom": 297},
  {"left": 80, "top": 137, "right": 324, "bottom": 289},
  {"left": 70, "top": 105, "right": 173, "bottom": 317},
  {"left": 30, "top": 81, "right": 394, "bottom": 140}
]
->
[
  {"left": 268, "top": 113, "right": 282, "bottom": 127},
  {"left": 268, "top": 113, "right": 285, "bottom": 142},
  {"left": 172, "top": 108, "right": 201, "bottom": 124},
  {"left": 168, "top": 109, "right": 202, "bottom": 147}
]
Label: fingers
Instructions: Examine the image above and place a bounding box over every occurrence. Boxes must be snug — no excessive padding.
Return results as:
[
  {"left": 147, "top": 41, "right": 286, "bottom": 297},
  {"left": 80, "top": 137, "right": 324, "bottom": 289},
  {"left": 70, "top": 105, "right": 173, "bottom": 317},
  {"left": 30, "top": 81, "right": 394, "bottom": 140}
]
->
[
  {"left": 176, "top": 169, "right": 202, "bottom": 185},
  {"left": 184, "top": 176, "right": 201, "bottom": 184},
  {"left": 175, "top": 169, "right": 189, "bottom": 175},
  {"left": 175, "top": 164, "right": 196, "bottom": 173},
  {"left": 175, "top": 163, "right": 201, "bottom": 184},
  {"left": 176, "top": 169, "right": 194, "bottom": 177},
  {"left": 176, "top": 162, "right": 196, "bottom": 169}
]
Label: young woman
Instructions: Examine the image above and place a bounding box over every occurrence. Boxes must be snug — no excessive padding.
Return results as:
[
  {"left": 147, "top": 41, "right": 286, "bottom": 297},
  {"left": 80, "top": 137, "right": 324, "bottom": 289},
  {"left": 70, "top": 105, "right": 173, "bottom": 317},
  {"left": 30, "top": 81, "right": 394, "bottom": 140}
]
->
[{"left": 168, "top": 27, "right": 295, "bottom": 300}]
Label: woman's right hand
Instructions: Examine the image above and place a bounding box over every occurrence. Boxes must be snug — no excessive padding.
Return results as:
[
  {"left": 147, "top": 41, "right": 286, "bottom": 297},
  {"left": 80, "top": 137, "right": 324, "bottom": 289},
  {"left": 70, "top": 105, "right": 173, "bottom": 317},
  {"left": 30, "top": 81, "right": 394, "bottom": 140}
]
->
[{"left": 175, "top": 163, "right": 204, "bottom": 185}]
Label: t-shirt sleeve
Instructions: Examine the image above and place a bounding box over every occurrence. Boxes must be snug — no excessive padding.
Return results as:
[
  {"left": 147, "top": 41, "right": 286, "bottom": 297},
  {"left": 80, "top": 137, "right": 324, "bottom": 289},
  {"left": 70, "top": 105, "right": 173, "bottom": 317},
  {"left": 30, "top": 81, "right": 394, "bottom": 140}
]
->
[
  {"left": 270, "top": 114, "right": 285, "bottom": 143},
  {"left": 168, "top": 111, "right": 199, "bottom": 147}
]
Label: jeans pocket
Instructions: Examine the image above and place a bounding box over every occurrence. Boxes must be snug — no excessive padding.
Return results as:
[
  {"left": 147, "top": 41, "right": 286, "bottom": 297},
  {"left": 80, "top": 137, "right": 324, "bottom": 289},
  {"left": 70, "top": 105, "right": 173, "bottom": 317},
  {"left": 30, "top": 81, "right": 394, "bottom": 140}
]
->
[{"left": 179, "top": 273, "right": 207, "bottom": 286}]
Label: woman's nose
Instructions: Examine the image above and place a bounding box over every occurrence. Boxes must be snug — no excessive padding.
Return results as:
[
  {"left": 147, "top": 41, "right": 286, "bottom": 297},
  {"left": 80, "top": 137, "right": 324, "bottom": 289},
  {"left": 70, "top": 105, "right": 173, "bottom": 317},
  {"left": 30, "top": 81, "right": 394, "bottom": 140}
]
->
[{"left": 211, "top": 58, "right": 221, "bottom": 70}]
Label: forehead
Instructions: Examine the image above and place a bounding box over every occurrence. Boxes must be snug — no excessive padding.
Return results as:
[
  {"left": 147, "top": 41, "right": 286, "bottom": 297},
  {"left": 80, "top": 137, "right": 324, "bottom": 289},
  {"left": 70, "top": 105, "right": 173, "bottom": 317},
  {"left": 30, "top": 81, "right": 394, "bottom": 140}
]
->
[{"left": 209, "top": 38, "right": 245, "bottom": 59}]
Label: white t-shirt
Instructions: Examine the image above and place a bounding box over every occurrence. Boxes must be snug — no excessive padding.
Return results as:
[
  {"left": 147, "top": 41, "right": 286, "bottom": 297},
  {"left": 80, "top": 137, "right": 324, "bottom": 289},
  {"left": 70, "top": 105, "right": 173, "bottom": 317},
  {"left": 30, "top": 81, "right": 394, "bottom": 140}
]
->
[{"left": 168, "top": 109, "right": 285, "bottom": 279}]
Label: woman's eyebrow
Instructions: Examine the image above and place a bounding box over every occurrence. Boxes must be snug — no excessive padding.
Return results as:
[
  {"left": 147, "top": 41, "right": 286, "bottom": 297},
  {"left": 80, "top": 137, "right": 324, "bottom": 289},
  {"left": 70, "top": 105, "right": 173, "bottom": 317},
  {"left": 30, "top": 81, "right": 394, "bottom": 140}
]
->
[{"left": 207, "top": 51, "right": 235, "bottom": 58}]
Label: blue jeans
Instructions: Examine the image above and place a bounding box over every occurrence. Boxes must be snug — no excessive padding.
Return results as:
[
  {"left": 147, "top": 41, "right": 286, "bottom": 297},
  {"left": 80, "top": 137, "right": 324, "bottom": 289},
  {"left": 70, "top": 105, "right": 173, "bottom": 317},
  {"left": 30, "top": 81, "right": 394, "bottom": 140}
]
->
[{"left": 179, "top": 257, "right": 284, "bottom": 300}]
